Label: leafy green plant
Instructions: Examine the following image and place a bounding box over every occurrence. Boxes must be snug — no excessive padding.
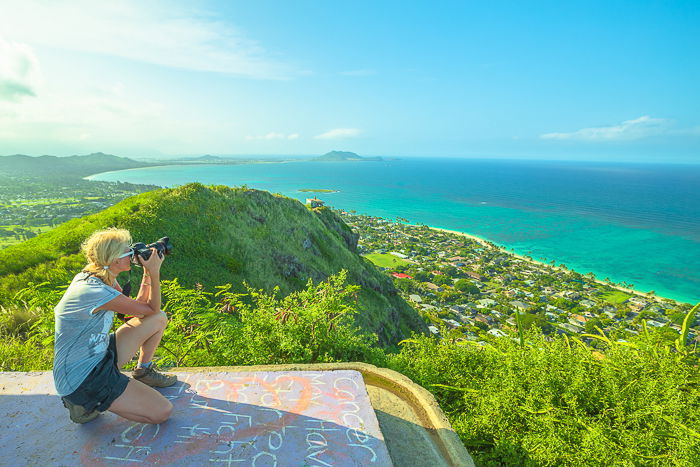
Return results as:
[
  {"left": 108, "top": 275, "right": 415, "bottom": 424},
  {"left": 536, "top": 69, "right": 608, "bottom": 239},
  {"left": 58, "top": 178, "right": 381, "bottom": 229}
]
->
[
  {"left": 0, "top": 304, "right": 41, "bottom": 337},
  {"left": 675, "top": 303, "right": 699, "bottom": 356},
  {"left": 157, "top": 270, "right": 385, "bottom": 368},
  {"left": 392, "top": 327, "right": 700, "bottom": 465},
  {"left": 514, "top": 310, "right": 525, "bottom": 346}
]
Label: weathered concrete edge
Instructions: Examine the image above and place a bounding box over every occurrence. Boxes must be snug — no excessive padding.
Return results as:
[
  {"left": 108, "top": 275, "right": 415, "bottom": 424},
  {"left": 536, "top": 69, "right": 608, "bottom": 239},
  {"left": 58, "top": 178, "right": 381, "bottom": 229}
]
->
[{"left": 173, "top": 362, "right": 474, "bottom": 467}]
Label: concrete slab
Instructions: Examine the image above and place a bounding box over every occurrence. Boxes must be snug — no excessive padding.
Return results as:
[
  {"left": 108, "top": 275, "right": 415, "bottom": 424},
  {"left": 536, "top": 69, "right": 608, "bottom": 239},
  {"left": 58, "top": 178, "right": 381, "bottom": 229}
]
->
[{"left": 0, "top": 370, "right": 392, "bottom": 466}]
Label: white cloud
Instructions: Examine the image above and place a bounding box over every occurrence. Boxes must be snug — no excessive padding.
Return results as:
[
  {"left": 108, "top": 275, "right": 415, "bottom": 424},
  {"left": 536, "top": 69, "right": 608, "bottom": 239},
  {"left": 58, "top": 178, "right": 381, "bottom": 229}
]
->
[
  {"left": 314, "top": 128, "right": 362, "bottom": 139},
  {"left": 0, "top": 36, "right": 42, "bottom": 101},
  {"left": 246, "top": 132, "right": 301, "bottom": 140},
  {"left": 0, "top": 1, "right": 300, "bottom": 79},
  {"left": 541, "top": 116, "right": 669, "bottom": 141},
  {"left": 0, "top": 76, "right": 177, "bottom": 153}
]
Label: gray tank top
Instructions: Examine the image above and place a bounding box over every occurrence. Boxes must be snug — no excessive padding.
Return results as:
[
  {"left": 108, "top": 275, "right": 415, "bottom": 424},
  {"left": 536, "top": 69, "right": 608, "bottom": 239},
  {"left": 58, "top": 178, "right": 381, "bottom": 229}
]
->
[{"left": 53, "top": 272, "right": 121, "bottom": 396}]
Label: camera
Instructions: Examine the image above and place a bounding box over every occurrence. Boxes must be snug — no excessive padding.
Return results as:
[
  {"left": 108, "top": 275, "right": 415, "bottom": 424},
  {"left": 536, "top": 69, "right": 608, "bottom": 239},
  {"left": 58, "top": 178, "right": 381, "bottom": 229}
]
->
[{"left": 130, "top": 236, "right": 173, "bottom": 264}]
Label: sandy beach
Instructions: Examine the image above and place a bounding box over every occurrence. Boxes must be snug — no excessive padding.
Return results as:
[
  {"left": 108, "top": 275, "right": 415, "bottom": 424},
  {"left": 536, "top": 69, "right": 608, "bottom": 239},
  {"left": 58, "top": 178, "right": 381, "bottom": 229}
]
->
[{"left": 427, "top": 226, "right": 680, "bottom": 304}]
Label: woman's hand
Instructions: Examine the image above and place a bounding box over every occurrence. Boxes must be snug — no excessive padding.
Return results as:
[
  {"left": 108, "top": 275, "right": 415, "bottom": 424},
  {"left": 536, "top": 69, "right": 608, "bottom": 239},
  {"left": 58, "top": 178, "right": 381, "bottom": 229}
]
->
[{"left": 139, "top": 248, "right": 164, "bottom": 275}]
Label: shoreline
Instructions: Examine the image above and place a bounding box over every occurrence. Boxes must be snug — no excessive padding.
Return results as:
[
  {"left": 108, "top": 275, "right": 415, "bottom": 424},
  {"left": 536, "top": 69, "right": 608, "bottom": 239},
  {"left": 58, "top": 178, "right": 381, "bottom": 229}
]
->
[
  {"left": 83, "top": 159, "right": 300, "bottom": 181},
  {"left": 427, "top": 226, "right": 685, "bottom": 306},
  {"left": 78, "top": 167, "right": 696, "bottom": 306}
]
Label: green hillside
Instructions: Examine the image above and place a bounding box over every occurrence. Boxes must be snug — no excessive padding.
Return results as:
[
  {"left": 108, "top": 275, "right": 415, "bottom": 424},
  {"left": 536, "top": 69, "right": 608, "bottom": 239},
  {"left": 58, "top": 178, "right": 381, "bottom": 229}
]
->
[
  {"left": 0, "top": 183, "right": 426, "bottom": 344},
  {"left": 0, "top": 152, "right": 152, "bottom": 178}
]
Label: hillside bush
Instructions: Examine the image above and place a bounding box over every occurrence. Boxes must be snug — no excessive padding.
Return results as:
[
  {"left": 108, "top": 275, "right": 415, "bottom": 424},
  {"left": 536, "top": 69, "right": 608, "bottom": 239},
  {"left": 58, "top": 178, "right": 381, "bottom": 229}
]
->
[
  {"left": 391, "top": 327, "right": 700, "bottom": 465},
  {"left": 157, "top": 270, "right": 385, "bottom": 367}
]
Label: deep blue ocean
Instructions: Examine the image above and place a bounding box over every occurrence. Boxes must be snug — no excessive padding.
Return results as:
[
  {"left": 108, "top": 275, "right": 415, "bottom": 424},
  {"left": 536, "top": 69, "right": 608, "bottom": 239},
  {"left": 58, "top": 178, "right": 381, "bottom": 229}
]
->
[{"left": 89, "top": 158, "right": 700, "bottom": 304}]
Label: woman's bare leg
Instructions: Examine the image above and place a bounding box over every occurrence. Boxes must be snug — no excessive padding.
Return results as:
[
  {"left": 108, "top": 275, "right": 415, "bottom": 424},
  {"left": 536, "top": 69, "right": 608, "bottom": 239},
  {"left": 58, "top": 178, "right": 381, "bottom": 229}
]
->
[
  {"left": 115, "top": 311, "right": 169, "bottom": 368},
  {"left": 107, "top": 379, "right": 173, "bottom": 424}
]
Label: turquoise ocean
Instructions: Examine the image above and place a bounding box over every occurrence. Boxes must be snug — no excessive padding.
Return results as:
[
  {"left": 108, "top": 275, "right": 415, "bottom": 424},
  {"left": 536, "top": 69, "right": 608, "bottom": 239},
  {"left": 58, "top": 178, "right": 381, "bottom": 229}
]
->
[{"left": 88, "top": 158, "right": 700, "bottom": 304}]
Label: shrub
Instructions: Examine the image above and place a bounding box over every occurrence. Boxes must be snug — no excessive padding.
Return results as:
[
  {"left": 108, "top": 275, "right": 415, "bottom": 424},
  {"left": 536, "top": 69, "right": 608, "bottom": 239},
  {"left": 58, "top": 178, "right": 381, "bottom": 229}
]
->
[
  {"left": 390, "top": 328, "right": 700, "bottom": 465},
  {"left": 158, "top": 270, "right": 386, "bottom": 368}
]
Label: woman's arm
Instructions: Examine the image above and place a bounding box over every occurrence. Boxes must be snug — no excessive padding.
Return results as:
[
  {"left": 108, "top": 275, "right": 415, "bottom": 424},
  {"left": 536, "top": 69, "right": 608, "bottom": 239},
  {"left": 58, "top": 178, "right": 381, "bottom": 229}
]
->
[
  {"left": 101, "top": 294, "right": 154, "bottom": 319},
  {"left": 97, "top": 248, "right": 164, "bottom": 318},
  {"left": 135, "top": 272, "right": 151, "bottom": 303}
]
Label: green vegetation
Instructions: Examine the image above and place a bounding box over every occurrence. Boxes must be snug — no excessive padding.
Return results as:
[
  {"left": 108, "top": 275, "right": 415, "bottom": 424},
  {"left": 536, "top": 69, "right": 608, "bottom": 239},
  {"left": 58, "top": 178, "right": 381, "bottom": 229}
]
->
[
  {"left": 394, "top": 312, "right": 700, "bottom": 465},
  {"left": 1, "top": 273, "right": 698, "bottom": 465},
  {"left": 363, "top": 253, "right": 412, "bottom": 268},
  {"left": 454, "top": 278, "right": 480, "bottom": 295},
  {"left": 0, "top": 152, "right": 152, "bottom": 178},
  {"left": 0, "top": 225, "right": 56, "bottom": 249},
  {"left": 0, "top": 153, "right": 161, "bottom": 251},
  {"left": 601, "top": 290, "right": 632, "bottom": 304},
  {"left": 0, "top": 183, "right": 425, "bottom": 344}
]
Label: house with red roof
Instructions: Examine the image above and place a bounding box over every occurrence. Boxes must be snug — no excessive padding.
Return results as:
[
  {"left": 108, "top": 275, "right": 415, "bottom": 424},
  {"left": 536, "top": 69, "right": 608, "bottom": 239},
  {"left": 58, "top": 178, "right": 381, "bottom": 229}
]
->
[{"left": 391, "top": 273, "right": 413, "bottom": 279}]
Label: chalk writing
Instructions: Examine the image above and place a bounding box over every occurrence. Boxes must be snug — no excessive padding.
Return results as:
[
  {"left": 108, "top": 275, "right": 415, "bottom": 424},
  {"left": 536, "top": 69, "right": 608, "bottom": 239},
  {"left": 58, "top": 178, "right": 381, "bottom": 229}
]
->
[{"left": 81, "top": 370, "right": 392, "bottom": 465}]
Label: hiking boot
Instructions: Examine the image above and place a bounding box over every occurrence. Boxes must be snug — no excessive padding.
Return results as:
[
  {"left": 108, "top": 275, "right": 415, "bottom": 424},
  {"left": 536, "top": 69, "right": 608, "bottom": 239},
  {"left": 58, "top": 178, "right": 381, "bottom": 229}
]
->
[
  {"left": 133, "top": 363, "right": 177, "bottom": 388},
  {"left": 62, "top": 398, "right": 100, "bottom": 424}
]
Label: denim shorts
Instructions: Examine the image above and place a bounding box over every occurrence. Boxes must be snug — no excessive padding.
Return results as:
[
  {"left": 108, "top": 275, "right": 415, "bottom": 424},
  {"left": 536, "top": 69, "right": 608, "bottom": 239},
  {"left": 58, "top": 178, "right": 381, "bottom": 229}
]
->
[{"left": 62, "top": 333, "right": 130, "bottom": 412}]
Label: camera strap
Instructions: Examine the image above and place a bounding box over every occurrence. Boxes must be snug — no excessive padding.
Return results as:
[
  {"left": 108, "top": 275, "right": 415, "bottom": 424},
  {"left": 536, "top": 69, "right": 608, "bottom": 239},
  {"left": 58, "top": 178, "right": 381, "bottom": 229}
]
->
[{"left": 121, "top": 269, "right": 132, "bottom": 297}]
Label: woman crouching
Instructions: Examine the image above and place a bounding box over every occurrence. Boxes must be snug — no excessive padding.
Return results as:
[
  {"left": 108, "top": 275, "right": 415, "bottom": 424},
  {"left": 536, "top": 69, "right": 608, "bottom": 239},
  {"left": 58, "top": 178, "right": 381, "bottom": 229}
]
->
[{"left": 53, "top": 228, "right": 176, "bottom": 424}]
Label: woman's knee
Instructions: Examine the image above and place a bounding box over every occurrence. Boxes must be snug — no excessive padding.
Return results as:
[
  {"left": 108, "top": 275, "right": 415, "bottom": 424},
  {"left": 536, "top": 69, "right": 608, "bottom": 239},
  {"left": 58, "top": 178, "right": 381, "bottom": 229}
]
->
[
  {"left": 145, "top": 310, "right": 168, "bottom": 330},
  {"left": 147, "top": 400, "right": 173, "bottom": 424},
  {"left": 156, "top": 310, "right": 168, "bottom": 329}
]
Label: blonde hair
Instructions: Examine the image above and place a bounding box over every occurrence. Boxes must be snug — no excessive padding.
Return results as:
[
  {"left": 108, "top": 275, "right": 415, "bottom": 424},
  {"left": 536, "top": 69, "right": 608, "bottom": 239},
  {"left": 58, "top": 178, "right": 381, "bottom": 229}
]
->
[{"left": 81, "top": 228, "right": 132, "bottom": 285}]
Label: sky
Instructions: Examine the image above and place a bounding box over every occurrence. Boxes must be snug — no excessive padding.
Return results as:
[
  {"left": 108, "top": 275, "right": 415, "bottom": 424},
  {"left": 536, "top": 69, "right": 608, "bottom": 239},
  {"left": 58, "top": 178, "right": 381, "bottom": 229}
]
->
[{"left": 0, "top": 0, "right": 698, "bottom": 162}]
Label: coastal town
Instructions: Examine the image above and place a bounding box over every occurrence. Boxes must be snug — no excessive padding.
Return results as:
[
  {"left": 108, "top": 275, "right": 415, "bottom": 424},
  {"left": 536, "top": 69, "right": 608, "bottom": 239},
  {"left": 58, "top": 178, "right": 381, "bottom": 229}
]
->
[
  {"left": 0, "top": 177, "right": 158, "bottom": 248},
  {"left": 337, "top": 209, "right": 698, "bottom": 345}
]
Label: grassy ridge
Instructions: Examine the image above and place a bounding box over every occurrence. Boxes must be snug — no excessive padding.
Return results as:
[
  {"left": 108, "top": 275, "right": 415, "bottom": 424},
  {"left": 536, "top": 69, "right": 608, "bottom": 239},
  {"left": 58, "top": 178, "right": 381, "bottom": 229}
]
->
[{"left": 0, "top": 183, "right": 425, "bottom": 343}]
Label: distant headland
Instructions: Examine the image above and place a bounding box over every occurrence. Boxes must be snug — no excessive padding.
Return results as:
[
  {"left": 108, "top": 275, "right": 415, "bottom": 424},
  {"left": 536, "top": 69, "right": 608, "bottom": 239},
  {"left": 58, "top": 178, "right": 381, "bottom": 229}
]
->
[{"left": 313, "top": 151, "right": 382, "bottom": 162}]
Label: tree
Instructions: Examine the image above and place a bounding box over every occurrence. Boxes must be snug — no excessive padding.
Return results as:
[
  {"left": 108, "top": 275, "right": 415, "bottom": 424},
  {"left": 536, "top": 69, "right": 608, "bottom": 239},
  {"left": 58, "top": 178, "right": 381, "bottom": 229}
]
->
[
  {"left": 438, "top": 290, "right": 461, "bottom": 302},
  {"left": 442, "top": 265, "right": 460, "bottom": 277},
  {"left": 433, "top": 274, "right": 452, "bottom": 287},
  {"left": 584, "top": 318, "right": 604, "bottom": 334},
  {"left": 669, "top": 311, "right": 689, "bottom": 326},
  {"left": 454, "top": 279, "right": 479, "bottom": 295},
  {"left": 520, "top": 312, "right": 551, "bottom": 333},
  {"left": 394, "top": 278, "right": 414, "bottom": 294},
  {"left": 413, "top": 271, "right": 430, "bottom": 282}
]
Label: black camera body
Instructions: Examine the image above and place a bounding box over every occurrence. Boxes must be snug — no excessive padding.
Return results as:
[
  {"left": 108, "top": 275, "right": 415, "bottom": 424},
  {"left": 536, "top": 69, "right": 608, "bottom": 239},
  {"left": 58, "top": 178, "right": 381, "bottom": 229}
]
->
[{"left": 130, "top": 236, "right": 173, "bottom": 264}]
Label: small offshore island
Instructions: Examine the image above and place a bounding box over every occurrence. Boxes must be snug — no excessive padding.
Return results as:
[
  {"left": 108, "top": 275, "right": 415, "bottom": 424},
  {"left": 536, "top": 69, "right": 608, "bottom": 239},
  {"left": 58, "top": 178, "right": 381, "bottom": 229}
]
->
[{"left": 313, "top": 150, "right": 383, "bottom": 162}]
